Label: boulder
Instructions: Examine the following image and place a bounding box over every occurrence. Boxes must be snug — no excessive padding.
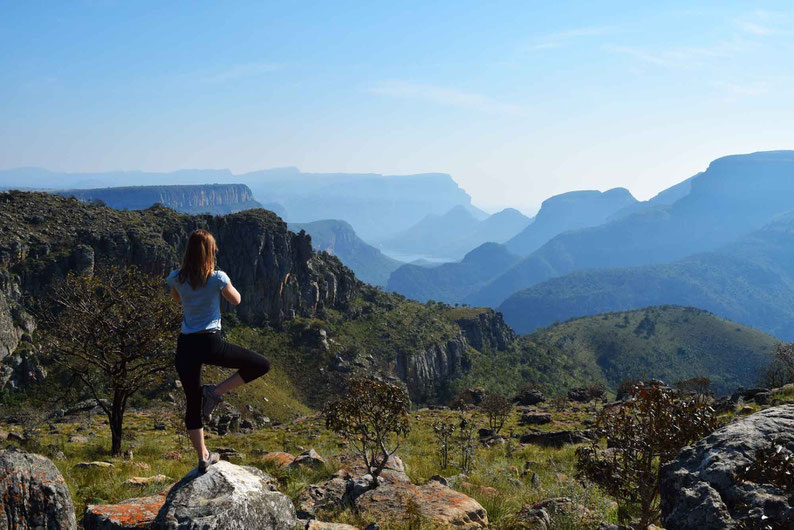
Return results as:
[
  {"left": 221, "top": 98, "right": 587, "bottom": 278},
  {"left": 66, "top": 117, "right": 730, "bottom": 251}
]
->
[
  {"left": 519, "top": 412, "right": 553, "bottom": 425},
  {"left": 152, "top": 460, "right": 297, "bottom": 529},
  {"left": 288, "top": 448, "right": 325, "bottom": 470},
  {"left": 75, "top": 461, "right": 114, "bottom": 469},
  {"left": 85, "top": 495, "right": 166, "bottom": 530},
  {"left": 295, "top": 478, "right": 349, "bottom": 519},
  {"left": 660, "top": 404, "right": 794, "bottom": 529},
  {"left": 124, "top": 475, "right": 169, "bottom": 486},
  {"left": 514, "top": 506, "right": 550, "bottom": 529},
  {"left": 0, "top": 448, "right": 77, "bottom": 529},
  {"left": 514, "top": 388, "right": 545, "bottom": 406},
  {"left": 263, "top": 451, "right": 296, "bottom": 469},
  {"left": 519, "top": 430, "right": 596, "bottom": 447},
  {"left": 355, "top": 481, "right": 487, "bottom": 528},
  {"left": 567, "top": 387, "right": 591, "bottom": 402},
  {"left": 333, "top": 454, "right": 410, "bottom": 485},
  {"left": 305, "top": 521, "right": 358, "bottom": 530}
]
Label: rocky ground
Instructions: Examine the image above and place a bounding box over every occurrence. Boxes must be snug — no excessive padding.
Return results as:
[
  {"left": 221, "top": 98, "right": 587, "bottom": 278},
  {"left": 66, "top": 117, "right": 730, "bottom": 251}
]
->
[{"left": 2, "top": 384, "right": 793, "bottom": 529}]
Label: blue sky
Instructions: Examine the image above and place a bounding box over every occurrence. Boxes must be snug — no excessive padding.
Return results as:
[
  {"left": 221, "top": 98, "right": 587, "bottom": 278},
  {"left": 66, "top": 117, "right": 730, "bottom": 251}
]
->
[{"left": 1, "top": 1, "right": 793, "bottom": 212}]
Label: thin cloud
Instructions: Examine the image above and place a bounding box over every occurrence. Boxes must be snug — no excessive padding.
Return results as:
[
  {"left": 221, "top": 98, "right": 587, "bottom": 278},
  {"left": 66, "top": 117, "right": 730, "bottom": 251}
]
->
[
  {"left": 605, "top": 38, "right": 757, "bottom": 70},
  {"left": 526, "top": 26, "right": 613, "bottom": 51},
  {"left": 369, "top": 80, "right": 527, "bottom": 116}
]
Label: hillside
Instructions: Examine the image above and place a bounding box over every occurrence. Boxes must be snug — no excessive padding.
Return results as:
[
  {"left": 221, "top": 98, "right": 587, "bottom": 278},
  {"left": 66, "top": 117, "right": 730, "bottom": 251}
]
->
[
  {"left": 54, "top": 184, "right": 270, "bottom": 216},
  {"left": 289, "top": 219, "right": 402, "bottom": 286},
  {"left": 526, "top": 306, "right": 779, "bottom": 395},
  {"left": 386, "top": 243, "right": 521, "bottom": 303},
  {"left": 0, "top": 191, "right": 581, "bottom": 405},
  {"left": 380, "top": 206, "right": 530, "bottom": 261},
  {"left": 467, "top": 151, "right": 794, "bottom": 307},
  {"left": 505, "top": 188, "right": 637, "bottom": 256},
  {"left": 498, "top": 210, "right": 794, "bottom": 339}
]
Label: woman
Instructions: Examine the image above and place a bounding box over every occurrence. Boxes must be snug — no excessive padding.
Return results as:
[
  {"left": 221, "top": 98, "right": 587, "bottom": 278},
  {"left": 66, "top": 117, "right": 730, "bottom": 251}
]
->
[{"left": 167, "top": 229, "right": 270, "bottom": 472}]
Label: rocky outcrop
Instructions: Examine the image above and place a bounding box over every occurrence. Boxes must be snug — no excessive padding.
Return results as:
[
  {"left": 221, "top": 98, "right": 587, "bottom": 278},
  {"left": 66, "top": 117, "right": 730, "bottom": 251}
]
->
[
  {"left": 85, "top": 494, "right": 166, "bottom": 530},
  {"left": 660, "top": 405, "right": 794, "bottom": 529},
  {"left": 519, "top": 430, "right": 596, "bottom": 447},
  {"left": 453, "top": 309, "right": 515, "bottom": 352},
  {"left": 0, "top": 448, "right": 77, "bottom": 529},
  {"left": 395, "top": 334, "right": 468, "bottom": 403},
  {"left": 298, "top": 454, "right": 486, "bottom": 528},
  {"left": 152, "top": 461, "right": 297, "bottom": 529},
  {"left": 0, "top": 191, "right": 359, "bottom": 389},
  {"left": 56, "top": 184, "right": 263, "bottom": 216},
  {"left": 355, "top": 481, "right": 488, "bottom": 529}
]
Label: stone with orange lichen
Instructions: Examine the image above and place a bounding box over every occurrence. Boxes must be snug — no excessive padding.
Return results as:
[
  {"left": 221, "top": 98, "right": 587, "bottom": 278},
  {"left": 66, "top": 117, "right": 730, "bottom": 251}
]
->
[
  {"left": 0, "top": 448, "right": 77, "bottom": 529},
  {"left": 355, "top": 481, "right": 488, "bottom": 529},
  {"left": 263, "top": 451, "right": 296, "bottom": 469},
  {"left": 84, "top": 495, "right": 166, "bottom": 529}
]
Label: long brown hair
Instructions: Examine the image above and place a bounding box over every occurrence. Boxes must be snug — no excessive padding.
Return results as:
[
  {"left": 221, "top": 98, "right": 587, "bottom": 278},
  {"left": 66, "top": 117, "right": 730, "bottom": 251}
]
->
[{"left": 178, "top": 230, "right": 218, "bottom": 289}]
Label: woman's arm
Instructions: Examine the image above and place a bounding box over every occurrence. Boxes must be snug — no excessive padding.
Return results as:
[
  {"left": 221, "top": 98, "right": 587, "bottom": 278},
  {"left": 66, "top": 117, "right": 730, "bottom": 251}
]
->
[
  {"left": 170, "top": 287, "right": 181, "bottom": 302},
  {"left": 221, "top": 283, "right": 242, "bottom": 306}
]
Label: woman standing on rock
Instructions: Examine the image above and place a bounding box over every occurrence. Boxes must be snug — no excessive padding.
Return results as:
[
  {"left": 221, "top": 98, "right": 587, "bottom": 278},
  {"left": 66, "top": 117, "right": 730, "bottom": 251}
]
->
[{"left": 167, "top": 229, "right": 270, "bottom": 472}]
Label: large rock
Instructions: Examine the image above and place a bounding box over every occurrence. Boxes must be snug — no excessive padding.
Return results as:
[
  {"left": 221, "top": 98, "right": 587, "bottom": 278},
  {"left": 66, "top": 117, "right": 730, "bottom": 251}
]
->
[
  {"left": 519, "top": 430, "right": 596, "bottom": 447},
  {"left": 0, "top": 448, "right": 77, "bottom": 529},
  {"left": 152, "top": 460, "right": 297, "bottom": 529},
  {"left": 660, "top": 405, "right": 794, "bottom": 529},
  {"left": 355, "top": 481, "right": 487, "bottom": 529},
  {"left": 85, "top": 495, "right": 166, "bottom": 530}
]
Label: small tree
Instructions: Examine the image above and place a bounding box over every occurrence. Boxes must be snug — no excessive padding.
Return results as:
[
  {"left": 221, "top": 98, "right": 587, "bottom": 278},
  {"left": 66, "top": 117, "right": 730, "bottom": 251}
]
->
[
  {"left": 479, "top": 393, "right": 513, "bottom": 435},
  {"left": 576, "top": 381, "right": 721, "bottom": 528},
  {"left": 39, "top": 266, "right": 181, "bottom": 455},
  {"left": 432, "top": 419, "right": 456, "bottom": 469},
  {"left": 324, "top": 376, "right": 410, "bottom": 481},
  {"left": 762, "top": 343, "right": 794, "bottom": 388},
  {"left": 457, "top": 413, "right": 478, "bottom": 473},
  {"left": 674, "top": 376, "right": 712, "bottom": 395}
]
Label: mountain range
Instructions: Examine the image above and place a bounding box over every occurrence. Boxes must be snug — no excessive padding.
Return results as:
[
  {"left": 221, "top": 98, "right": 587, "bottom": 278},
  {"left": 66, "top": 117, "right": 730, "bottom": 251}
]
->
[
  {"left": 465, "top": 151, "right": 794, "bottom": 308},
  {"left": 289, "top": 220, "right": 402, "bottom": 286},
  {"left": 378, "top": 205, "right": 530, "bottom": 261},
  {"left": 0, "top": 167, "right": 475, "bottom": 242}
]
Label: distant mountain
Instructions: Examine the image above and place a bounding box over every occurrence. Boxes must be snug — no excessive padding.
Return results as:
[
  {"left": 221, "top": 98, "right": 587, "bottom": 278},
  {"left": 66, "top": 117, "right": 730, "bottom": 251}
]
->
[
  {"left": 467, "top": 151, "right": 794, "bottom": 308},
  {"left": 527, "top": 306, "right": 779, "bottom": 396},
  {"left": 54, "top": 184, "right": 269, "bottom": 216},
  {"left": 0, "top": 167, "right": 476, "bottom": 242},
  {"left": 240, "top": 168, "right": 477, "bottom": 241},
  {"left": 505, "top": 188, "right": 637, "bottom": 256},
  {"left": 380, "top": 205, "right": 530, "bottom": 261},
  {"left": 289, "top": 220, "right": 401, "bottom": 286},
  {"left": 386, "top": 243, "right": 521, "bottom": 303},
  {"left": 499, "top": 210, "right": 794, "bottom": 339}
]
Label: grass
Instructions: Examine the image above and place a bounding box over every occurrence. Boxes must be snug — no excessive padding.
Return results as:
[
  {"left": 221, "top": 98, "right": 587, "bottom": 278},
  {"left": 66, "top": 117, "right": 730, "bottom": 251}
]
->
[{"left": 6, "top": 400, "right": 618, "bottom": 529}]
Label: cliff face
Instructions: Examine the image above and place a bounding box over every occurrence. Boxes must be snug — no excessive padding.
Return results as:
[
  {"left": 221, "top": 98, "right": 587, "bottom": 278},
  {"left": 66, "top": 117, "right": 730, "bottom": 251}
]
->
[
  {"left": 394, "top": 309, "right": 514, "bottom": 402},
  {"left": 395, "top": 333, "right": 469, "bottom": 403},
  {"left": 55, "top": 184, "right": 264, "bottom": 215},
  {"left": 0, "top": 192, "right": 358, "bottom": 386}
]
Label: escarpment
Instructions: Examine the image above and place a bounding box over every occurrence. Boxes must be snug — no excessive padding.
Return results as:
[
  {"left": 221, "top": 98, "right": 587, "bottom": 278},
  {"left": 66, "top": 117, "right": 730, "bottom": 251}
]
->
[
  {"left": 0, "top": 192, "right": 358, "bottom": 382},
  {"left": 56, "top": 183, "right": 263, "bottom": 215}
]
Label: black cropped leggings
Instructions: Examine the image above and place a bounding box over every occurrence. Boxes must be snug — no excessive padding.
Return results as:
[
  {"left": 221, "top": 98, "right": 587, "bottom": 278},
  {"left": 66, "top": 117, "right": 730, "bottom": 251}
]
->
[{"left": 175, "top": 331, "right": 270, "bottom": 430}]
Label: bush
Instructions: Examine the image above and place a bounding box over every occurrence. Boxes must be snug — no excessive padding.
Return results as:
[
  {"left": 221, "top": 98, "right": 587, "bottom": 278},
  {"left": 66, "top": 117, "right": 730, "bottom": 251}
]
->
[
  {"left": 479, "top": 393, "right": 513, "bottom": 435},
  {"left": 674, "top": 376, "right": 712, "bottom": 395},
  {"left": 762, "top": 343, "right": 794, "bottom": 388},
  {"left": 432, "top": 419, "right": 456, "bottom": 469},
  {"left": 576, "top": 381, "right": 721, "bottom": 528},
  {"left": 324, "top": 376, "right": 410, "bottom": 481}
]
